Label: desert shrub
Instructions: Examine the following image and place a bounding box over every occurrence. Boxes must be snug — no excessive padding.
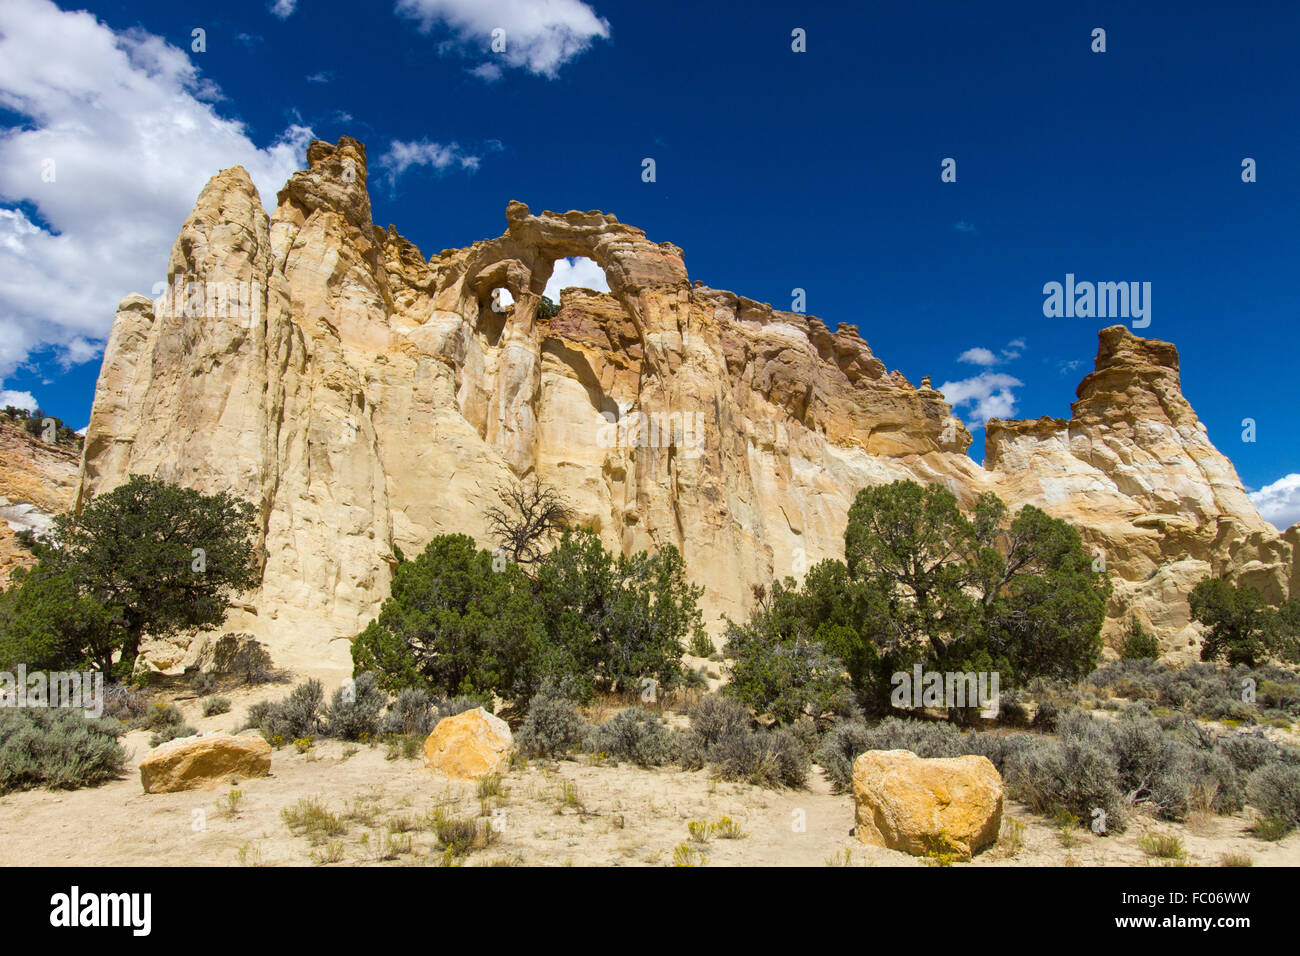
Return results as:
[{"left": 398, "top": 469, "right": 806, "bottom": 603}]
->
[
  {"left": 1187, "top": 749, "right": 1244, "bottom": 815},
  {"left": 432, "top": 813, "right": 478, "bottom": 858},
  {"left": 248, "top": 679, "right": 324, "bottom": 742},
  {"left": 515, "top": 679, "right": 587, "bottom": 758},
  {"left": 446, "top": 695, "right": 486, "bottom": 716},
  {"left": 1119, "top": 617, "right": 1160, "bottom": 660},
  {"left": 682, "top": 667, "right": 708, "bottom": 689},
  {"left": 1252, "top": 816, "right": 1289, "bottom": 840},
  {"left": 102, "top": 685, "right": 148, "bottom": 724},
  {"left": 1246, "top": 763, "right": 1300, "bottom": 830},
  {"left": 380, "top": 688, "right": 437, "bottom": 737},
  {"left": 787, "top": 715, "right": 821, "bottom": 755},
  {"left": 1032, "top": 697, "right": 1061, "bottom": 731},
  {"left": 960, "top": 730, "right": 1040, "bottom": 774},
  {"left": 0, "top": 708, "right": 128, "bottom": 793},
  {"left": 722, "top": 611, "right": 854, "bottom": 726},
  {"left": 1111, "top": 710, "right": 1193, "bottom": 819},
  {"left": 676, "top": 695, "right": 810, "bottom": 788},
  {"left": 678, "top": 695, "right": 754, "bottom": 770},
  {"left": 149, "top": 723, "right": 197, "bottom": 747},
  {"left": 191, "top": 671, "right": 218, "bottom": 696},
  {"left": 708, "top": 725, "right": 809, "bottom": 788},
  {"left": 202, "top": 696, "right": 231, "bottom": 717},
  {"left": 1259, "top": 678, "right": 1300, "bottom": 713},
  {"left": 814, "top": 718, "right": 873, "bottom": 793},
  {"left": 1217, "top": 730, "right": 1283, "bottom": 775},
  {"left": 855, "top": 716, "right": 965, "bottom": 758},
  {"left": 136, "top": 700, "right": 185, "bottom": 733},
  {"left": 583, "top": 707, "right": 677, "bottom": 767},
  {"left": 687, "top": 632, "right": 715, "bottom": 658},
  {"left": 323, "top": 673, "right": 387, "bottom": 741},
  {"left": 245, "top": 701, "right": 272, "bottom": 733},
  {"left": 1139, "top": 831, "right": 1186, "bottom": 860},
  {"left": 1087, "top": 659, "right": 1164, "bottom": 699},
  {"left": 995, "top": 688, "right": 1031, "bottom": 727},
  {"left": 227, "top": 640, "right": 276, "bottom": 685},
  {"left": 1155, "top": 662, "right": 1237, "bottom": 714},
  {"left": 1003, "top": 711, "right": 1123, "bottom": 825},
  {"left": 1004, "top": 708, "right": 1228, "bottom": 825},
  {"left": 677, "top": 695, "right": 747, "bottom": 769}
]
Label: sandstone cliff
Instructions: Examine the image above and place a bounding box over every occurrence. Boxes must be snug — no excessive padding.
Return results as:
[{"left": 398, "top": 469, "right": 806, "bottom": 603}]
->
[
  {"left": 75, "top": 137, "right": 1296, "bottom": 668},
  {"left": 0, "top": 420, "right": 80, "bottom": 587}
]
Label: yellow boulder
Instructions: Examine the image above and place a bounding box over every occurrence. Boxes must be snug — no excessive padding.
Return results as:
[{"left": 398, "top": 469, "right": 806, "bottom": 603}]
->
[
  {"left": 139, "top": 732, "right": 271, "bottom": 793},
  {"left": 424, "top": 707, "right": 512, "bottom": 780},
  {"left": 852, "top": 749, "right": 1003, "bottom": 860}
]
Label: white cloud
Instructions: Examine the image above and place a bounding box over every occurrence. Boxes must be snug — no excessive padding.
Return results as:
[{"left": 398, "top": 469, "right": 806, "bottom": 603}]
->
[
  {"left": 1249, "top": 473, "right": 1300, "bottom": 531},
  {"left": 270, "top": 0, "right": 298, "bottom": 19},
  {"left": 543, "top": 257, "right": 609, "bottom": 302},
  {"left": 395, "top": 0, "right": 610, "bottom": 78},
  {"left": 0, "top": 389, "right": 38, "bottom": 413},
  {"left": 957, "top": 347, "right": 998, "bottom": 366},
  {"left": 378, "top": 139, "right": 480, "bottom": 188},
  {"left": 469, "top": 62, "right": 503, "bottom": 82},
  {"left": 0, "top": 0, "right": 313, "bottom": 382},
  {"left": 958, "top": 339, "right": 1025, "bottom": 367},
  {"left": 938, "top": 372, "right": 1023, "bottom": 429}
]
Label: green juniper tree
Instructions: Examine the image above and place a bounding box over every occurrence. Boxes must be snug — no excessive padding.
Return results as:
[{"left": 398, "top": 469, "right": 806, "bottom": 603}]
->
[
  {"left": 13, "top": 475, "right": 260, "bottom": 677},
  {"left": 725, "top": 480, "right": 1111, "bottom": 720},
  {"left": 351, "top": 534, "right": 546, "bottom": 701},
  {"left": 1190, "top": 575, "right": 1300, "bottom": 666}
]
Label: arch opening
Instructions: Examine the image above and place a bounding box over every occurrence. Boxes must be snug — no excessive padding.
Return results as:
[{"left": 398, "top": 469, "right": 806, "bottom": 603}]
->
[
  {"left": 541, "top": 256, "right": 611, "bottom": 312},
  {"left": 478, "top": 286, "right": 513, "bottom": 346}
]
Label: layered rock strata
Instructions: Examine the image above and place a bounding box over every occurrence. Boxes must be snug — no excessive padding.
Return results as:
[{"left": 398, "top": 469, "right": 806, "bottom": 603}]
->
[{"left": 75, "top": 137, "right": 1295, "bottom": 668}]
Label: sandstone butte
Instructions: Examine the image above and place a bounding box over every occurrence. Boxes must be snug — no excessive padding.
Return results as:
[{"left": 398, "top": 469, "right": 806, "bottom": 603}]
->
[{"left": 57, "top": 136, "right": 1297, "bottom": 671}]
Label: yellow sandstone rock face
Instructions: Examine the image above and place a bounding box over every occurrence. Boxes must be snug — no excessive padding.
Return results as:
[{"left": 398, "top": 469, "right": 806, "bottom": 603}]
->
[
  {"left": 423, "top": 707, "right": 513, "bottom": 780},
  {"left": 138, "top": 732, "right": 271, "bottom": 793},
  {"left": 852, "top": 750, "right": 1003, "bottom": 860},
  {"left": 73, "top": 136, "right": 1297, "bottom": 668},
  {"left": 0, "top": 419, "right": 80, "bottom": 589}
]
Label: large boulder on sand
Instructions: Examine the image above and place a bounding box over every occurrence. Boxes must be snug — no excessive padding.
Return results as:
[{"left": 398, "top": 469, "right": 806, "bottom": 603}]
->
[
  {"left": 424, "top": 707, "right": 512, "bottom": 780},
  {"left": 852, "top": 749, "right": 1003, "bottom": 860},
  {"left": 139, "top": 732, "right": 271, "bottom": 793}
]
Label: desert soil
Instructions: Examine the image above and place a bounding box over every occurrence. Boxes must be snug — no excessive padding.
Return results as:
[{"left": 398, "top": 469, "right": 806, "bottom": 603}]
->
[{"left": 2, "top": 670, "right": 1297, "bottom": 868}]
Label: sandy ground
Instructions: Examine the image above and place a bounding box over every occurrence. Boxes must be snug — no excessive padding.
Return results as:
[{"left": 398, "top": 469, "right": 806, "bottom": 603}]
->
[{"left": 2, "top": 674, "right": 1298, "bottom": 868}]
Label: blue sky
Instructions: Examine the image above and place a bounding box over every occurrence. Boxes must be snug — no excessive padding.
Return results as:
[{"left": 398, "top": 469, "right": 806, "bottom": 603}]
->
[{"left": 1, "top": 0, "right": 1297, "bottom": 524}]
